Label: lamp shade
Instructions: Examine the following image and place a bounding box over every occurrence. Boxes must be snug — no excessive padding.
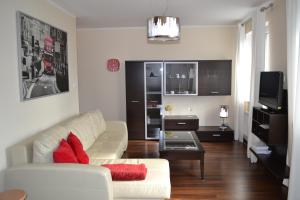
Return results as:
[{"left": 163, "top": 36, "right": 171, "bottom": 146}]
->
[
  {"left": 147, "top": 16, "right": 180, "bottom": 41},
  {"left": 219, "top": 105, "right": 228, "bottom": 118}
]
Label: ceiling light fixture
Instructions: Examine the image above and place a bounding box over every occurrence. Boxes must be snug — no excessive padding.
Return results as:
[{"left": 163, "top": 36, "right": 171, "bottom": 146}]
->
[
  {"left": 147, "top": 0, "right": 180, "bottom": 41},
  {"left": 147, "top": 16, "right": 180, "bottom": 41}
]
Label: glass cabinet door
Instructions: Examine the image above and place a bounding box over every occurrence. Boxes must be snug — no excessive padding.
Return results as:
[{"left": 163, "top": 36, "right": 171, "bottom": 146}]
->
[
  {"left": 145, "top": 62, "right": 163, "bottom": 139},
  {"left": 164, "top": 62, "right": 198, "bottom": 95}
]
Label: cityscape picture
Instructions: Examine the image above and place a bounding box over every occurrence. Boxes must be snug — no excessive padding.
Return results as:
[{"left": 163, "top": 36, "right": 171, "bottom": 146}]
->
[{"left": 17, "top": 11, "right": 69, "bottom": 101}]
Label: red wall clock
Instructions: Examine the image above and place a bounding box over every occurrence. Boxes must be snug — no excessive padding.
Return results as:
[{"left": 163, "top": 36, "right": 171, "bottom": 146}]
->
[{"left": 107, "top": 58, "right": 120, "bottom": 72}]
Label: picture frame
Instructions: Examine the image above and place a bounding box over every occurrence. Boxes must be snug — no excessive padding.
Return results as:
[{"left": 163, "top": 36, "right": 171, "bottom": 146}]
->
[{"left": 16, "top": 11, "right": 69, "bottom": 101}]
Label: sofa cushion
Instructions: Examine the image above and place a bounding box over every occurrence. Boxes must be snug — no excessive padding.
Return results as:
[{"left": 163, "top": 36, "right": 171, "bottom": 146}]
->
[
  {"left": 90, "top": 159, "right": 171, "bottom": 199},
  {"left": 53, "top": 139, "right": 79, "bottom": 163},
  {"left": 86, "top": 110, "right": 106, "bottom": 137},
  {"left": 33, "top": 126, "right": 69, "bottom": 163},
  {"left": 67, "top": 132, "right": 89, "bottom": 164},
  {"left": 87, "top": 141, "right": 124, "bottom": 160},
  {"left": 62, "top": 113, "right": 98, "bottom": 150}
]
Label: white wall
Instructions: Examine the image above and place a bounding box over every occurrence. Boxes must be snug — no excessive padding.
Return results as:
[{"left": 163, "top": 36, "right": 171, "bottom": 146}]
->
[
  {"left": 0, "top": 0, "right": 79, "bottom": 191},
  {"left": 266, "top": 0, "right": 287, "bottom": 76},
  {"left": 77, "top": 26, "right": 236, "bottom": 127}
]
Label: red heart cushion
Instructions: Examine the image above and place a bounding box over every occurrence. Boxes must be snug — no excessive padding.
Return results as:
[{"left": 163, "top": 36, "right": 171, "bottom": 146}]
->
[
  {"left": 67, "top": 132, "right": 89, "bottom": 164},
  {"left": 53, "top": 139, "right": 78, "bottom": 163}
]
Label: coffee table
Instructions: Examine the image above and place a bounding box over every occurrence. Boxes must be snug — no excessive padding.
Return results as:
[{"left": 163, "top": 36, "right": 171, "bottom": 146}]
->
[{"left": 159, "top": 130, "right": 205, "bottom": 179}]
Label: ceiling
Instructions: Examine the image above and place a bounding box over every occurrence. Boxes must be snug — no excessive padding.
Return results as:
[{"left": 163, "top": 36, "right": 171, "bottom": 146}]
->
[{"left": 49, "top": 0, "right": 269, "bottom": 28}]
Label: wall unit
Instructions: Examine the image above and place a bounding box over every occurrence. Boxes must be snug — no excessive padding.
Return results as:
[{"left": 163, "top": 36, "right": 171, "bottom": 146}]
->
[
  {"left": 164, "top": 62, "right": 198, "bottom": 95},
  {"left": 145, "top": 62, "right": 163, "bottom": 139},
  {"left": 196, "top": 126, "right": 234, "bottom": 142},
  {"left": 125, "top": 61, "right": 145, "bottom": 139},
  {"left": 198, "top": 60, "right": 232, "bottom": 96},
  {"left": 126, "top": 60, "right": 232, "bottom": 140},
  {"left": 126, "top": 61, "right": 163, "bottom": 140},
  {"left": 164, "top": 115, "right": 199, "bottom": 130}
]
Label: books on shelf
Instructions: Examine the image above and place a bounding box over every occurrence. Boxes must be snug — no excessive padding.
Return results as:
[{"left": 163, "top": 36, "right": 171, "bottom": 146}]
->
[
  {"left": 252, "top": 145, "right": 272, "bottom": 155},
  {"left": 259, "top": 124, "right": 270, "bottom": 130}
]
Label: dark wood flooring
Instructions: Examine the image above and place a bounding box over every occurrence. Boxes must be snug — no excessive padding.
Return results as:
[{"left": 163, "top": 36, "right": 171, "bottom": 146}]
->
[{"left": 125, "top": 140, "right": 287, "bottom": 200}]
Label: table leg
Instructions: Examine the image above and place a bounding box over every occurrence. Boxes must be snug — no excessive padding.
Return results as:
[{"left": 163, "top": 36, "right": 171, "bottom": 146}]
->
[{"left": 200, "top": 153, "right": 204, "bottom": 179}]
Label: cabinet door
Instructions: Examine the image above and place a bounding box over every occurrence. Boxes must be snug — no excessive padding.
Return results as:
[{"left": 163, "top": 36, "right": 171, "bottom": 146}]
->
[
  {"left": 198, "top": 60, "right": 232, "bottom": 96},
  {"left": 125, "top": 61, "right": 145, "bottom": 140}
]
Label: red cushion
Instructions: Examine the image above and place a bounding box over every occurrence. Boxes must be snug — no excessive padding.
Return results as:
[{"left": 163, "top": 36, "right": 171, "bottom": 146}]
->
[
  {"left": 67, "top": 132, "right": 89, "bottom": 164},
  {"left": 102, "top": 164, "right": 147, "bottom": 181},
  {"left": 53, "top": 139, "right": 79, "bottom": 163}
]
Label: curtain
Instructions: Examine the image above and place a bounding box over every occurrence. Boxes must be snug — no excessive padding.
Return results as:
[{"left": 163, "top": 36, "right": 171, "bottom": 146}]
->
[
  {"left": 246, "top": 10, "right": 266, "bottom": 159},
  {"left": 286, "top": 0, "right": 300, "bottom": 198},
  {"left": 234, "top": 24, "right": 247, "bottom": 142}
]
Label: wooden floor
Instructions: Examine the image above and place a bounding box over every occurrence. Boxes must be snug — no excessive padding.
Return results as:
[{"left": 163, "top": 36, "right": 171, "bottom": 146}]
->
[{"left": 126, "top": 140, "right": 287, "bottom": 200}]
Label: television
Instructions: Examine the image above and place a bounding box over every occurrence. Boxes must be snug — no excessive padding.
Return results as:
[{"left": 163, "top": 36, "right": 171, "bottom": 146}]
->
[{"left": 259, "top": 71, "right": 284, "bottom": 110}]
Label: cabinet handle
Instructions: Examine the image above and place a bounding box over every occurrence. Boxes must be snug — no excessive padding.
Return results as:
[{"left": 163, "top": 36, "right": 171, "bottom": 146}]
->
[
  {"left": 177, "top": 122, "right": 187, "bottom": 125},
  {"left": 212, "top": 134, "right": 221, "bottom": 137},
  {"left": 210, "top": 91, "right": 219, "bottom": 94},
  {"left": 131, "top": 100, "right": 140, "bottom": 103}
]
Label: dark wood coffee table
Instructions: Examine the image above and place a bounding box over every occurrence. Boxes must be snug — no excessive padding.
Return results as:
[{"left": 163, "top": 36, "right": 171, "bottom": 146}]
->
[{"left": 159, "top": 131, "right": 205, "bottom": 179}]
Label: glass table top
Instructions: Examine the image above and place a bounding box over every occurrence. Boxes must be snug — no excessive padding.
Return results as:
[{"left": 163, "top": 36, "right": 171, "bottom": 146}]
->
[
  {"left": 161, "top": 131, "right": 200, "bottom": 151},
  {"left": 164, "top": 131, "right": 194, "bottom": 140}
]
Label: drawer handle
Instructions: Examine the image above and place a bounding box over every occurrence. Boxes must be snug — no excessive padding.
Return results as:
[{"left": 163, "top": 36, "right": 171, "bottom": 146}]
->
[
  {"left": 212, "top": 134, "right": 221, "bottom": 137},
  {"left": 177, "top": 122, "right": 187, "bottom": 125},
  {"left": 131, "top": 100, "right": 140, "bottom": 103},
  {"left": 210, "top": 91, "right": 219, "bottom": 94}
]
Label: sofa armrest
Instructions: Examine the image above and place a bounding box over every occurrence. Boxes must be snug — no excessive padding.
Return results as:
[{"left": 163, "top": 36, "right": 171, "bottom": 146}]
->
[{"left": 5, "top": 164, "right": 113, "bottom": 200}]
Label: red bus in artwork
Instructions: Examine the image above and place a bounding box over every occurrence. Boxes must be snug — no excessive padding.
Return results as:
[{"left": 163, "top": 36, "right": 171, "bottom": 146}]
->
[{"left": 43, "top": 36, "right": 54, "bottom": 74}]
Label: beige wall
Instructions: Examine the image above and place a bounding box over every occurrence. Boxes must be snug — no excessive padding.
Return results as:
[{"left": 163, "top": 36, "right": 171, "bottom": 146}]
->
[
  {"left": 266, "top": 0, "right": 287, "bottom": 77},
  {"left": 0, "top": 0, "right": 79, "bottom": 190},
  {"left": 77, "top": 26, "right": 236, "bottom": 127}
]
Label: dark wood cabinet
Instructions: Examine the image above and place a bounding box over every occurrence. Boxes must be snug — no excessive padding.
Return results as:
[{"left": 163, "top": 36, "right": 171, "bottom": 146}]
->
[
  {"left": 196, "top": 126, "right": 234, "bottom": 142},
  {"left": 164, "top": 115, "right": 199, "bottom": 130},
  {"left": 198, "top": 60, "right": 232, "bottom": 96},
  {"left": 125, "top": 61, "right": 145, "bottom": 140},
  {"left": 251, "top": 107, "right": 289, "bottom": 180},
  {"left": 252, "top": 107, "right": 287, "bottom": 145}
]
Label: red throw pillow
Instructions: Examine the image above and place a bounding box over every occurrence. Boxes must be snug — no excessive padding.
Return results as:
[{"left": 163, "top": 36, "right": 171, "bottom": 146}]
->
[
  {"left": 102, "top": 164, "right": 147, "bottom": 181},
  {"left": 67, "top": 132, "right": 89, "bottom": 164},
  {"left": 53, "top": 139, "right": 78, "bottom": 163}
]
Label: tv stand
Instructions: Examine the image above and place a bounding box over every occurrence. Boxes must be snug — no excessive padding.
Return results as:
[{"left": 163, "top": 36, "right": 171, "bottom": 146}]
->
[{"left": 251, "top": 107, "right": 289, "bottom": 180}]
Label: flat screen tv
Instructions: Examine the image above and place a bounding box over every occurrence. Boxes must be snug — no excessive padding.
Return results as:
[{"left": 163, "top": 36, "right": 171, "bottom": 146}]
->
[{"left": 259, "top": 71, "right": 284, "bottom": 110}]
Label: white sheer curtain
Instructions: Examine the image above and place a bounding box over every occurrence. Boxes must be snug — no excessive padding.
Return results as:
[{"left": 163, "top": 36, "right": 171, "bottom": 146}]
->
[
  {"left": 246, "top": 9, "right": 266, "bottom": 159},
  {"left": 234, "top": 23, "right": 253, "bottom": 142},
  {"left": 234, "top": 24, "right": 247, "bottom": 142},
  {"left": 286, "top": 0, "right": 300, "bottom": 198}
]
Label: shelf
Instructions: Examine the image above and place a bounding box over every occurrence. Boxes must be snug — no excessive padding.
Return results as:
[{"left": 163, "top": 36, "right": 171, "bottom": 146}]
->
[
  {"left": 147, "top": 107, "right": 161, "bottom": 109},
  {"left": 146, "top": 76, "right": 161, "bottom": 78},
  {"left": 148, "top": 118, "right": 161, "bottom": 125},
  {"left": 147, "top": 91, "right": 162, "bottom": 94},
  {"left": 165, "top": 93, "right": 197, "bottom": 96},
  {"left": 167, "top": 77, "right": 194, "bottom": 79},
  {"left": 250, "top": 147, "right": 290, "bottom": 180}
]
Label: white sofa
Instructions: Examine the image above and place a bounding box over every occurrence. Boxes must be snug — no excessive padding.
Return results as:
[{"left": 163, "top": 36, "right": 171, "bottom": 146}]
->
[{"left": 5, "top": 111, "right": 171, "bottom": 200}]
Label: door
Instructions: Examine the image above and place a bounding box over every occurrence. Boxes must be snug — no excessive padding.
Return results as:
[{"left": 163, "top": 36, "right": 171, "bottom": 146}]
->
[{"left": 125, "top": 61, "right": 145, "bottom": 139}]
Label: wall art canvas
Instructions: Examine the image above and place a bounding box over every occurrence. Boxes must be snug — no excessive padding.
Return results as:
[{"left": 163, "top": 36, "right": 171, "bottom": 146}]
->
[{"left": 17, "top": 11, "right": 69, "bottom": 101}]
